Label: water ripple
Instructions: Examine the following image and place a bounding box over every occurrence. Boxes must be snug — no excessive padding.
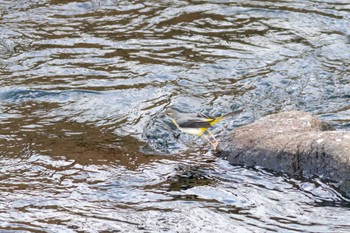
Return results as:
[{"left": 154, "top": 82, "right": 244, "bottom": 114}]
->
[{"left": 0, "top": 0, "right": 350, "bottom": 231}]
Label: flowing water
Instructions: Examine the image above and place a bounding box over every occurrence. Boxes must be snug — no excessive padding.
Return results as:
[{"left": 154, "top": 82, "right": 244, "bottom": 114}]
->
[{"left": 1, "top": 0, "right": 350, "bottom": 232}]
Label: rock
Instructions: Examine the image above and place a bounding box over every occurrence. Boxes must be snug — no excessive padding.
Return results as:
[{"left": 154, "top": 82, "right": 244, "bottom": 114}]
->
[{"left": 218, "top": 111, "right": 350, "bottom": 196}]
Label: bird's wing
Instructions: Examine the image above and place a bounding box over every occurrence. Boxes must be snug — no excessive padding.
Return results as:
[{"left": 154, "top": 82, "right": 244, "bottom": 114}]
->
[
  {"left": 197, "top": 112, "right": 211, "bottom": 118},
  {"left": 176, "top": 118, "right": 211, "bottom": 128}
]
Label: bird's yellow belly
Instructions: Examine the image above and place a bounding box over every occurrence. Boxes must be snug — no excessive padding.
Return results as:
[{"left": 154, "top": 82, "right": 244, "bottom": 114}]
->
[{"left": 178, "top": 127, "right": 208, "bottom": 136}]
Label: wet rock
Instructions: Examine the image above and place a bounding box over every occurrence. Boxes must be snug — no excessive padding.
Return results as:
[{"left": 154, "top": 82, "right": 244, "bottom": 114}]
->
[{"left": 218, "top": 111, "right": 350, "bottom": 196}]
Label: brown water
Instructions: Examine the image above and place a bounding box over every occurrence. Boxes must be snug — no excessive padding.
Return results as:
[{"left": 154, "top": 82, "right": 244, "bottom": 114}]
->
[{"left": 1, "top": 0, "right": 350, "bottom": 232}]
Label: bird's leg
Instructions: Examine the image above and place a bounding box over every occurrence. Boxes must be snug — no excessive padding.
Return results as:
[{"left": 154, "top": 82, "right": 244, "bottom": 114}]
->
[
  {"left": 207, "top": 130, "right": 217, "bottom": 141},
  {"left": 202, "top": 134, "right": 219, "bottom": 150},
  {"left": 207, "top": 130, "right": 220, "bottom": 148}
]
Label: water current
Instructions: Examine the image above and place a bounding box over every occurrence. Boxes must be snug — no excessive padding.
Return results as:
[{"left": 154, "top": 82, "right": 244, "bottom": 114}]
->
[{"left": 0, "top": 0, "right": 350, "bottom": 232}]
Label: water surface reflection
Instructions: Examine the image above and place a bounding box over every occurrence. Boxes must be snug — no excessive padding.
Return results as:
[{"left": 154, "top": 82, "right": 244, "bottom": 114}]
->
[{"left": 0, "top": 0, "right": 350, "bottom": 231}]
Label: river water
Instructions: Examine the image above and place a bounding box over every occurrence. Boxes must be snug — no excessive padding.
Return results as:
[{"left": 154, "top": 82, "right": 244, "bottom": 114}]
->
[{"left": 1, "top": 0, "right": 350, "bottom": 232}]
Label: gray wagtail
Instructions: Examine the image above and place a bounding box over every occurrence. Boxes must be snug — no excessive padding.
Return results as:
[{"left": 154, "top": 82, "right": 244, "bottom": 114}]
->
[{"left": 165, "top": 109, "right": 243, "bottom": 149}]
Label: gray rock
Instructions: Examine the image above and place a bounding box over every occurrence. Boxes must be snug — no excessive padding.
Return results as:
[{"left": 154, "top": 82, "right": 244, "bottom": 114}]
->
[{"left": 218, "top": 111, "right": 350, "bottom": 196}]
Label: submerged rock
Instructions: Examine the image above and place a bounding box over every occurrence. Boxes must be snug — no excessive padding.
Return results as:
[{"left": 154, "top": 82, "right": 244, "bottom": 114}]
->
[{"left": 218, "top": 111, "right": 350, "bottom": 196}]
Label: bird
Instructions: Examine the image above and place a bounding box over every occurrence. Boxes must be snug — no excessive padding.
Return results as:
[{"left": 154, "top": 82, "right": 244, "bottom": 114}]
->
[{"left": 165, "top": 108, "right": 243, "bottom": 149}]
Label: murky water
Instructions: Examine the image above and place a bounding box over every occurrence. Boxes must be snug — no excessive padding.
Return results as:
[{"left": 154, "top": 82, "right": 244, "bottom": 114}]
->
[{"left": 1, "top": 0, "right": 350, "bottom": 232}]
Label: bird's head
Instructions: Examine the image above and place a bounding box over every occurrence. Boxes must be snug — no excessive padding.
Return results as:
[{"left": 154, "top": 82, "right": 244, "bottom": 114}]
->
[{"left": 164, "top": 109, "right": 179, "bottom": 118}]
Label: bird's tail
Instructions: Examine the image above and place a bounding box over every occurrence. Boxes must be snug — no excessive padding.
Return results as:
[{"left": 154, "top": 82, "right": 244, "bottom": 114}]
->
[{"left": 209, "top": 109, "right": 243, "bottom": 126}]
